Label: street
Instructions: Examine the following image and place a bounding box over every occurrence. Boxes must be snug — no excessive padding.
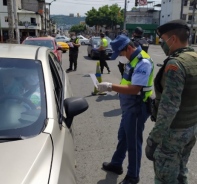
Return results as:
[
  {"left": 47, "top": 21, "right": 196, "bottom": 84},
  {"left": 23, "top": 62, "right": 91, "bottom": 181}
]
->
[{"left": 62, "top": 45, "right": 197, "bottom": 184}]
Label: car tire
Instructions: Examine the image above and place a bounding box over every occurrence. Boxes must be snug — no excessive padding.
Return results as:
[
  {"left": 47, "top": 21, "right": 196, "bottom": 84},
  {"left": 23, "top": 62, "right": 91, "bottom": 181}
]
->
[
  {"left": 90, "top": 51, "right": 95, "bottom": 59},
  {"left": 88, "top": 52, "right": 90, "bottom": 57}
]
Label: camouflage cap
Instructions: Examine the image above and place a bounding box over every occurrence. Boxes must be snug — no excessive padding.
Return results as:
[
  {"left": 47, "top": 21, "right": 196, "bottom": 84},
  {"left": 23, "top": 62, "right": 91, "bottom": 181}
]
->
[{"left": 156, "top": 19, "right": 190, "bottom": 37}]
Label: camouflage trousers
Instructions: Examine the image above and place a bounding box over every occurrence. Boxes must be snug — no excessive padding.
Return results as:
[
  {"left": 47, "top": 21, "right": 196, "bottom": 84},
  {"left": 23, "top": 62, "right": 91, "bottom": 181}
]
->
[{"left": 153, "top": 124, "right": 197, "bottom": 184}]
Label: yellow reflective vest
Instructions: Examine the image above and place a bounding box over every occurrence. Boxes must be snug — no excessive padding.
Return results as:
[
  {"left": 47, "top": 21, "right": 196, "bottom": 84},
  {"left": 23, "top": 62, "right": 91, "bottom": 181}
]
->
[{"left": 120, "top": 50, "right": 154, "bottom": 102}]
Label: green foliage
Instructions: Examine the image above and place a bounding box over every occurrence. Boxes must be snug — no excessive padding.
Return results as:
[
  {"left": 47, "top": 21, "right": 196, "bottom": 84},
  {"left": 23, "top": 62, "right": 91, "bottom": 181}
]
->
[
  {"left": 69, "top": 24, "right": 86, "bottom": 34},
  {"left": 85, "top": 4, "right": 123, "bottom": 28}
]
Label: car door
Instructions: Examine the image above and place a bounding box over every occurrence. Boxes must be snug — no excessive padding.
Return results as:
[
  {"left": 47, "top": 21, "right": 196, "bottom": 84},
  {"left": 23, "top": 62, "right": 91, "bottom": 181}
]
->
[{"left": 47, "top": 52, "right": 76, "bottom": 184}]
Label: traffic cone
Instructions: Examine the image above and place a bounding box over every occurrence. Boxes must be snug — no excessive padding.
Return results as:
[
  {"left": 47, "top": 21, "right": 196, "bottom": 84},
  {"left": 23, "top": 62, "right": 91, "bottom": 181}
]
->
[{"left": 91, "top": 61, "right": 106, "bottom": 95}]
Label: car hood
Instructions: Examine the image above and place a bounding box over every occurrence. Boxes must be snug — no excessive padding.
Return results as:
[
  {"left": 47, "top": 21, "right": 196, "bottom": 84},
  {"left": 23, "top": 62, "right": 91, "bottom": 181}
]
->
[{"left": 0, "top": 133, "right": 52, "bottom": 184}]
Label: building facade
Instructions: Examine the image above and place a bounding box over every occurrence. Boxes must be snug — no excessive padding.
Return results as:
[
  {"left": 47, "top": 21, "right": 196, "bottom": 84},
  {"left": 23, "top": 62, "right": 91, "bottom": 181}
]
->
[
  {"left": 0, "top": 0, "right": 55, "bottom": 43},
  {"left": 160, "top": 0, "right": 181, "bottom": 25},
  {"left": 160, "top": 0, "right": 197, "bottom": 44},
  {"left": 126, "top": 7, "right": 160, "bottom": 43}
]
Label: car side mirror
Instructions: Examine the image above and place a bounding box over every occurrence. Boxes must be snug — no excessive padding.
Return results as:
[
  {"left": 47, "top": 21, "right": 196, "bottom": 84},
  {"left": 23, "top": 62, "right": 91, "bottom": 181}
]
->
[
  {"left": 63, "top": 97, "right": 89, "bottom": 128},
  {"left": 57, "top": 46, "right": 62, "bottom": 50}
]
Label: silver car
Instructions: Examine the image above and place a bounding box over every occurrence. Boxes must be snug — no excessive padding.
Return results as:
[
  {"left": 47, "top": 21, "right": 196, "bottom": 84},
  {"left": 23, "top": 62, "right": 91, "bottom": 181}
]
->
[
  {"left": 0, "top": 44, "right": 88, "bottom": 184},
  {"left": 55, "top": 36, "right": 70, "bottom": 43}
]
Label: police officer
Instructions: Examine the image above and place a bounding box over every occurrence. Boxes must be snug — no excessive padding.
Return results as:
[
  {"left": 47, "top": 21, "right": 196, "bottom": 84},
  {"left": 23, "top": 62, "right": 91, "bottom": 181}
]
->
[
  {"left": 145, "top": 19, "right": 197, "bottom": 184},
  {"left": 97, "top": 35, "right": 154, "bottom": 184},
  {"left": 66, "top": 33, "right": 80, "bottom": 73},
  {"left": 132, "top": 27, "right": 149, "bottom": 53},
  {"left": 99, "top": 33, "right": 110, "bottom": 74}
]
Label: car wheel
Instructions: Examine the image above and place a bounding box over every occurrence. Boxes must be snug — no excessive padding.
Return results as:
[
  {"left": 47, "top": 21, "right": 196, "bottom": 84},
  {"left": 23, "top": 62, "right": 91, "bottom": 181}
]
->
[
  {"left": 88, "top": 52, "right": 90, "bottom": 57},
  {"left": 90, "top": 51, "right": 95, "bottom": 59}
]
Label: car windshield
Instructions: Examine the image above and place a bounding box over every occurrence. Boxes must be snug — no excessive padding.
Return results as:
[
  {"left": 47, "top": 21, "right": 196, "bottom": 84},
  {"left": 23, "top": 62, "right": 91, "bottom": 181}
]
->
[
  {"left": 23, "top": 40, "right": 55, "bottom": 50},
  {"left": 92, "top": 37, "right": 112, "bottom": 47},
  {"left": 0, "top": 58, "right": 46, "bottom": 139}
]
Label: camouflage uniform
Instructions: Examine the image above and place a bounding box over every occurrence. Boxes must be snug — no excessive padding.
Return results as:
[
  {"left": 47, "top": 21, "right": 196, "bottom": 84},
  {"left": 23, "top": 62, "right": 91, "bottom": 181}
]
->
[{"left": 148, "top": 47, "right": 197, "bottom": 184}]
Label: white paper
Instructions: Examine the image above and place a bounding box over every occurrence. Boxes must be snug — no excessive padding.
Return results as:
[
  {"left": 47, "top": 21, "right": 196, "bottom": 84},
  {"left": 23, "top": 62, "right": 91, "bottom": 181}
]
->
[
  {"left": 68, "top": 42, "right": 74, "bottom": 47},
  {"left": 89, "top": 73, "right": 99, "bottom": 88}
]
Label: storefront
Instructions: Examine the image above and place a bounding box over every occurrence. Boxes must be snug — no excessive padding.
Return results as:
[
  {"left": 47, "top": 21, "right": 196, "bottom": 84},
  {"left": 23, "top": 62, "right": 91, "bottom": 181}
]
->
[{"left": 126, "top": 24, "right": 158, "bottom": 44}]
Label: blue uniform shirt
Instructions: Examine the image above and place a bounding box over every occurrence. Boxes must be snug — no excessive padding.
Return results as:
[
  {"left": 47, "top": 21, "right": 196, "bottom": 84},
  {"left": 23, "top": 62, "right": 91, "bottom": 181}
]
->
[{"left": 119, "top": 46, "right": 153, "bottom": 111}]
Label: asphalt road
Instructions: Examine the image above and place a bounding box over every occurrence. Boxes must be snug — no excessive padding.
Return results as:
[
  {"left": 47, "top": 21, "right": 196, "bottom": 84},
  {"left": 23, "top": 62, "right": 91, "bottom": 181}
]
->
[{"left": 62, "top": 45, "right": 197, "bottom": 184}]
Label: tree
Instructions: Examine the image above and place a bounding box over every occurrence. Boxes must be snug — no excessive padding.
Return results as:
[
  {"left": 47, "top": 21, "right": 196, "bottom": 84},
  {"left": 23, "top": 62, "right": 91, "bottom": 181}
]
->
[
  {"left": 69, "top": 24, "right": 86, "bottom": 34},
  {"left": 85, "top": 4, "right": 123, "bottom": 30}
]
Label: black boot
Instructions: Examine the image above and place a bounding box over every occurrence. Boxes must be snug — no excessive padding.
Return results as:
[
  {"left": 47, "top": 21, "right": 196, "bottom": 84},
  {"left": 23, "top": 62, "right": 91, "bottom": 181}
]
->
[
  {"left": 102, "top": 162, "right": 123, "bottom": 175},
  {"left": 66, "top": 68, "right": 72, "bottom": 73},
  {"left": 119, "top": 175, "right": 139, "bottom": 184}
]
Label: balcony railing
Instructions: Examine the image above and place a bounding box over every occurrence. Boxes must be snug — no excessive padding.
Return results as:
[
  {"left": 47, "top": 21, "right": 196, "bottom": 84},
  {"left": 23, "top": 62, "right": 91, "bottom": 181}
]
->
[{"left": 18, "top": 21, "right": 40, "bottom": 27}]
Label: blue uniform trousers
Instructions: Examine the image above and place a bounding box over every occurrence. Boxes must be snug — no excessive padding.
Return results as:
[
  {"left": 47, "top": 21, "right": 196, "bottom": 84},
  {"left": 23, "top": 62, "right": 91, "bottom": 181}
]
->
[{"left": 111, "top": 102, "right": 149, "bottom": 178}]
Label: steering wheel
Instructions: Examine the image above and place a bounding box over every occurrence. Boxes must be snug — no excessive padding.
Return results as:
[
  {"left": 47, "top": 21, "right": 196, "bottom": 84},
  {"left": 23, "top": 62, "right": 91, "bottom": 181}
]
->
[{"left": 0, "top": 95, "right": 36, "bottom": 109}]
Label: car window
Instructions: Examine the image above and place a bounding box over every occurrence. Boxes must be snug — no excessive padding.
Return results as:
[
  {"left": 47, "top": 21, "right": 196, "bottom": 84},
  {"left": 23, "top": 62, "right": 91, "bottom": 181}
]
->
[
  {"left": 0, "top": 58, "right": 46, "bottom": 138},
  {"left": 92, "top": 38, "right": 101, "bottom": 46},
  {"left": 49, "top": 52, "right": 64, "bottom": 82},
  {"left": 23, "top": 40, "right": 55, "bottom": 50},
  {"left": 48, "top": 53, "right": 63, "bottom": 122}
]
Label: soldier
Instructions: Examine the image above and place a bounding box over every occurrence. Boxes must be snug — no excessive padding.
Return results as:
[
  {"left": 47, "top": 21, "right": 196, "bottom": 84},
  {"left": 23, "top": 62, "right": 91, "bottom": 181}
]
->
[
  {"left": 132, "top": 27, "right": 149, "bottom": 53},
  {"left": 145, "top": 19, "right": 197, "bottom": 184}
]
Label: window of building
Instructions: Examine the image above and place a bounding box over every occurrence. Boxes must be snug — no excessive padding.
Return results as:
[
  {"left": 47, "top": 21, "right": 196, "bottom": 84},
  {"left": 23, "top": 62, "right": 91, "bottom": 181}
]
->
[
  {"left": 4, "top": 17, "right": 8, "bottom": 22},
  {"left": 190, "top": 1, "right": 194, "bottom": 6},
  {"left": 182, "top": 14, "right": 187, "bottom": 20},
  {"left": 188, "top": 15, "right": 193, "bottom": 21},
  {"left": 31, "top": 18, "right": 36, "bottom": 25},
  {"left": 3, "top": 0, "right": 7, "bottom": 6},
  {"left": 184, "top": 0, "right": 188, "bottom": 6}
]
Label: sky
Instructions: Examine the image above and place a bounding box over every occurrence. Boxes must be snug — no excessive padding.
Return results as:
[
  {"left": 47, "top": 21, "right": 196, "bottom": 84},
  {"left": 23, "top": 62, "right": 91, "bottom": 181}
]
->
[{"left": 47, "top": 0, "right": 162, "bottom": 17}]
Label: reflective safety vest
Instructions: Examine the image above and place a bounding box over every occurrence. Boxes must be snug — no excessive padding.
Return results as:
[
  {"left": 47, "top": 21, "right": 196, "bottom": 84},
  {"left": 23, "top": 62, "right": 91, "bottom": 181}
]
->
[
  {"left": 101, "top": 38, "right": 108, "bottom": 49},
  {"left": 120, "top": 50, "right": 154, "bottom": 102}
]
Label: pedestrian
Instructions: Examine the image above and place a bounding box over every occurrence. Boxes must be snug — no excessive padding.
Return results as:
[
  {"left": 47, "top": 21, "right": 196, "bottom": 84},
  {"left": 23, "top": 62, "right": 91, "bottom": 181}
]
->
[
  {"left": 97, "top": 34, "right": 154, "bottom": 184},
  {"left": 132, "top": 27, "right": 149, "bottom": 53},
  {"left": 66, "top": 33, "right": 80, "bottom": 73},
  {"left": 145, "top": 19, "right": 197, "bottom": 184},
  {"left": 98, "top": 33, "right": 111, "bottom": 74}
]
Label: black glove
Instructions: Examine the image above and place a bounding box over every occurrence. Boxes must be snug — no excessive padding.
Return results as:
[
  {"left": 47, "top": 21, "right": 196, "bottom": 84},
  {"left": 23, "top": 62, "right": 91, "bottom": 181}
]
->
[{"left": 145, "top": 138, "right": 158, "bottom": 161}]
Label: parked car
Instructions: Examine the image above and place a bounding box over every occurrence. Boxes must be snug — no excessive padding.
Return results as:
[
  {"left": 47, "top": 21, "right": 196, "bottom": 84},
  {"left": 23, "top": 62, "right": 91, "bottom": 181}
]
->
[
  {"left": 87, "top": 36, "right": 113, "bottom": 59},
  {"left": 22, "top": 37, "right": 63, "bottom": 63},
  {"left": 57, "top": 41, "right": 69, "bottom": 53},
  {"left": 77, "top": 35, "right": 89, "bottom": 45},
  {"left": 0, "top": 44, "right": 89, "bottom": 184},
  {"left": 55, "top": 36, "right": 70, "bottom": 43}
]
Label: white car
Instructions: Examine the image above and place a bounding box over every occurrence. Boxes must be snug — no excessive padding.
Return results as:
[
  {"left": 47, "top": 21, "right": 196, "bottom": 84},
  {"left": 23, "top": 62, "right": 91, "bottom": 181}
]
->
[
  {"left": 55, "top": 35, "right": 70, "bottom": 43},
  {"left": 77, "top": 35, "right": 89, "bottom": 45},
  {"left": 0, "top": 44, "right": 88, "bottom": 184}
]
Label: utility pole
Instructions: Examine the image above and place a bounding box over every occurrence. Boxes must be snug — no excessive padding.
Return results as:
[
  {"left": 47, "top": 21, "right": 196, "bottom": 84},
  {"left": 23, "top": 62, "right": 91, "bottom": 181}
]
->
[
  {"left": 123, "top": 0, "right": 127, "bottom": 30},
  {"left": 13, "top": 0, "right": 20, "bottom": 44},
  {"left": 7, "top": 0, "right": 15, "bottom": 43},
  {"left": 190, "top": 0, "right": 197, "bottom": 46},
  {"left": 180, "top": 0, "right": 184, "bottom": 19},
  {"left": 45, "top": 5, "right": 47, "bottom": 35}
]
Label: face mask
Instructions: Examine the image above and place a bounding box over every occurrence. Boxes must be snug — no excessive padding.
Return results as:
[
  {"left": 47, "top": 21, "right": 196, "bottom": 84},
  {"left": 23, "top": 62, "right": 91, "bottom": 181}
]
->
[
  {"left": 161, "top": 36, "right": 173, "bottom": 56},
  {"left": 118, "top": 56, "right": 129, "bottom": 64},
  {"left": 72, "top": 36, "right": 76, "bottom": 39}
]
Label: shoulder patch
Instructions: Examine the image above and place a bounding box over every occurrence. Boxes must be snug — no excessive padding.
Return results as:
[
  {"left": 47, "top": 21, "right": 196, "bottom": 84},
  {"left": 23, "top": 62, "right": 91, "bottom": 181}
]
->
[{"left": 165, "top": 64, "right": 178, "bottom": 72}]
